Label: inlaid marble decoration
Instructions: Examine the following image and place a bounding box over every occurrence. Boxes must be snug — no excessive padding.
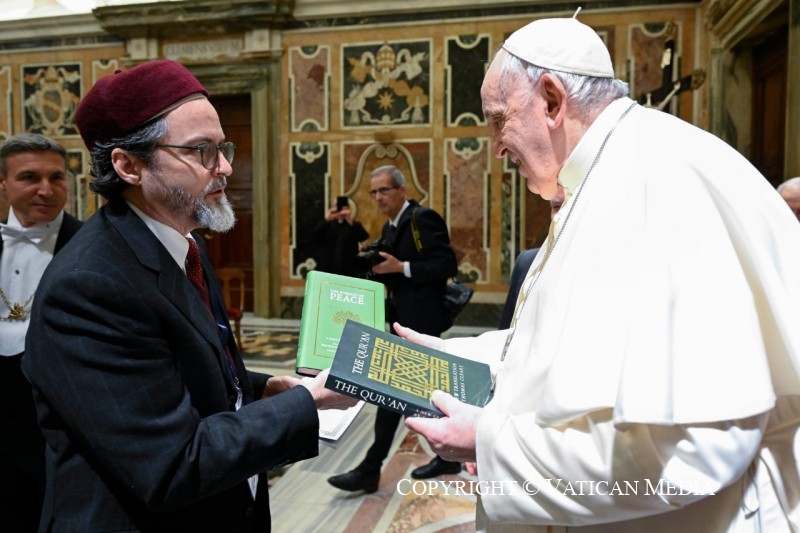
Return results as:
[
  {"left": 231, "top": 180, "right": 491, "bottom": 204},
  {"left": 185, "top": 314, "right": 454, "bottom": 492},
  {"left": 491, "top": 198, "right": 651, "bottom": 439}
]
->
[
  {"left": 66, "top": 149, "right": 86, "bottom": 220},
  {"left": 289, "top": 45, "right": 330, "bottom": 132},
  {"left": 0, "top": 66, "right": 10, "bottom": 140},
  {"left": 341, "top": 40, "right": 431, "bottom": 127},
  {"left": 289, "top": 141, "right": 330, "bottom": 279},
  {"left": 91, "top": 59, "right": 120, "bottom": 84},
  {"left": 628, "top": 22, "right": 679, "bottom": 100},
  {"left": 445, "top": 137, "right": 489, "bottom": 283},
  {"left": 21, "top": 63, "right": 81, "bottom": 136},
  {"left": 342, "top": 141, "right": 432, "bottom": 240},
  {"left": 445, "top": 34, "right": 490, "bottom": 127}
]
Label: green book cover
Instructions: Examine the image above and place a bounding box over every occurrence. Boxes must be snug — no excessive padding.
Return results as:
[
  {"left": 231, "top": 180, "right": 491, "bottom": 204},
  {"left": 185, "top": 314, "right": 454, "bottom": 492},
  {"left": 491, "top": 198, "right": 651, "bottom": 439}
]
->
[
  {"left": 296, "top": 271, "right": 386, "bottom": 376},
  {"left": 325, "top": 320, "right": 493, "bottom": 418}
]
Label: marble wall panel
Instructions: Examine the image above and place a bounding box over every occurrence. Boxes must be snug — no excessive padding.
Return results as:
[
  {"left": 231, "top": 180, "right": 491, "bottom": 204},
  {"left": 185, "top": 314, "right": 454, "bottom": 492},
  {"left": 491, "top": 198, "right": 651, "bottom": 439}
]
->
[
  {"left": 342, "top": 141, "right": 433, "bottom": 240},
  {"left": 21, "top": 63, "right": 81, "bottom": 137},
  {"left": 289, "top": 45, "right": 330, "bottom": 132},
  {"left": 445, "top": 34, "right": 489, "bottom": 127},
  {"left": 341, "top": 40, "right": 431, "bottom": 128},
  {"left": 445, "top": 137, "right": 489, "bottom": 282},
  {"left": 289, "top": 141, "right": 330, "bottom": 279},
  {"left": 629, "top": 22, "right": 680, "bottom": 102}
]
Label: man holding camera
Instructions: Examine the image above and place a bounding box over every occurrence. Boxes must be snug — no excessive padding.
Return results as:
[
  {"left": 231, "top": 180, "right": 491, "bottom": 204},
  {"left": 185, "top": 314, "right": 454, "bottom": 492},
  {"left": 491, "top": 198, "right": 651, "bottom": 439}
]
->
[{"left": 327, "top": 164, "right": 459, "bottom": 492}]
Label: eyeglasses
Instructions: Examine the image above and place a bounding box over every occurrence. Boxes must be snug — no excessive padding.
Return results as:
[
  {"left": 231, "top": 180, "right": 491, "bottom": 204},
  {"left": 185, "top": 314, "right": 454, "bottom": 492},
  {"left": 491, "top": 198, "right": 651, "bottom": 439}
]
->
[
  {"left": 155, "top": 142, "right": 235, "bottom": 170},
  {"left": 369, "top": 186, "right": 399, "bottom": 198}
]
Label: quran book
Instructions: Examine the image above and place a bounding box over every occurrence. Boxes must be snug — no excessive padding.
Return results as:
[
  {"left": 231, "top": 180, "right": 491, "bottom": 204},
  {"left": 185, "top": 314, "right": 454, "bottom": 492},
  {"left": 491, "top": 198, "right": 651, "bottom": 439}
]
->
[
  {"left": 325, "top": 320, "right": 493, "bottom": 418},
  {"left": 295, "top": 271, "right": 386, "bottom": 377}
]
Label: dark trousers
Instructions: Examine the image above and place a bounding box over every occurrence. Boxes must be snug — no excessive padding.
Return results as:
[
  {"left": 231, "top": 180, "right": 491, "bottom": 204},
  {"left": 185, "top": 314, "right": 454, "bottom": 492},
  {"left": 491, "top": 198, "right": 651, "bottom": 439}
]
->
[
  {"left": 0, "top": 353, "right": 44, "bottom": 533},
  {"left": 359, "top": 408, "right": 403, "bottom": 473}
]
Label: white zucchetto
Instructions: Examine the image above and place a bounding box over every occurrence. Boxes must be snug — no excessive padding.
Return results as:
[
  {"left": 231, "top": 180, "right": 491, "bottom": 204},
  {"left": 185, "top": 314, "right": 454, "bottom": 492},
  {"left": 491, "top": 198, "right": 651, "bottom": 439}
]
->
[{"left": 502, "top": 17, "right": 614, "bottom": 78}]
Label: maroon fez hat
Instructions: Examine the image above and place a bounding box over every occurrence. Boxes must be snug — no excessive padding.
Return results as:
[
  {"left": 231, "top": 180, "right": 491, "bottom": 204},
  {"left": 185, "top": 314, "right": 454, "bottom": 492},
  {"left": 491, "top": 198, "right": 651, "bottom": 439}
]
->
[{"left": 75, "top": 59, "right": 208, "bottom": 150}]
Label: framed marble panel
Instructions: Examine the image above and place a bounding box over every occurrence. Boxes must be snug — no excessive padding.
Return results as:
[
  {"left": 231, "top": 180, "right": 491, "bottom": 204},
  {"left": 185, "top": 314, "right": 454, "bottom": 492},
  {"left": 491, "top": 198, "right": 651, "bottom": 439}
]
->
[
  {"left": 628, "top": 22, "right": 681, "bottom": 108},
  {"left": 289, "top": 45, "right": 330, "bottom": 132},
  {"left": 341, "top": 39, "right": 431, "bottom": 128},
  {"left": 289, "top": 141, "right": 330, "bottom": 279},
  {"left": 66, "top": 149, "right": 87, "bottom": 220},
  {"left": 445, "top": 34, "right": 490, "bottom": 128},
  {"left": 445, "top": 137, "right": 489, "bottom": 283},
  {"left": 21, "top": 62, "right": 81, "bottom": 137}
]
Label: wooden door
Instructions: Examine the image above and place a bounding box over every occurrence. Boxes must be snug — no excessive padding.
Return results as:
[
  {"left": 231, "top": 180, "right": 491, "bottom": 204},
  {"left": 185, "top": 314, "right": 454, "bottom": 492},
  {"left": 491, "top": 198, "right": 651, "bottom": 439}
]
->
[
  {"left": 752, "top": 29, "right": 787, "bottom": 188},
  {"left": 206, "top": 94, "right": 254, "bottom": 311}
]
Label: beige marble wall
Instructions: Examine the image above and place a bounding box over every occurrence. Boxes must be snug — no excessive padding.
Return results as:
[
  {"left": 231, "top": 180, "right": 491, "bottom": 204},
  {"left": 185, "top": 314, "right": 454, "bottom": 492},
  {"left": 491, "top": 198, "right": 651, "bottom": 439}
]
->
[{"left": 280, "top": 6, "right": 701, "bottom": 303}]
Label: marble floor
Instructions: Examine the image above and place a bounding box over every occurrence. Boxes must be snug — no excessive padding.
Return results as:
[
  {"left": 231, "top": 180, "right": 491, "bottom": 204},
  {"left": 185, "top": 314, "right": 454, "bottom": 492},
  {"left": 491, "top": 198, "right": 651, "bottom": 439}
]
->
[{"left": 240, "top": 315, "right": 489, "bottom": 533}]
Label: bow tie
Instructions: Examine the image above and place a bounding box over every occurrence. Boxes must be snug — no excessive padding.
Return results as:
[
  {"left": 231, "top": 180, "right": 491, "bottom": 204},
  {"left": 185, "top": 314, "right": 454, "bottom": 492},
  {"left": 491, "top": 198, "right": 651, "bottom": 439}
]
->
[{"left": 0, "top": 224, "right": 47, "bottom": 244}]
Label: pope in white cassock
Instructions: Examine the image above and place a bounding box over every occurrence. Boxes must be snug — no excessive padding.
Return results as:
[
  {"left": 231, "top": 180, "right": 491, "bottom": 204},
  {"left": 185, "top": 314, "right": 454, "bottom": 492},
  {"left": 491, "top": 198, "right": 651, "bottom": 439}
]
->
[{"left": 402, "top": 13, "right": 800, "bottom": 533}]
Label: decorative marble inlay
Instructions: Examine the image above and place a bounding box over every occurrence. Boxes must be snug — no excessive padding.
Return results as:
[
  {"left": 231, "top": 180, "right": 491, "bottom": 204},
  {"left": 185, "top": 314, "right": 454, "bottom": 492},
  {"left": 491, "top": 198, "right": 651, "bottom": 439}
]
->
[
  {"left": 445, "top": 137, "right": 489, "bottom": 282},
  {"left": 445, "top": 33, "right": 490, "bottom": 127},
  {"left": 289, "top": 141, "right": 330, "bottom": 279},
  {"left": 290, "top": 45, "right": 330, "bottom": 132},
  {"left": 91, "top": 59, "right": 119, "bottom": 84},
  {"left": 629, "top": 22, "right": 678, "bottom": 99},
  {"left": 66, "top": 149, "right": 86, "bottom": 219},
  {"left": 340, "top": 141, "right": 432, "bottom": 241},
  {"left": 342, "top": 39, "right": 431, "bottom": 127},
  {"left": 21, "top": 62, "right": 81, "bottom": 136}
]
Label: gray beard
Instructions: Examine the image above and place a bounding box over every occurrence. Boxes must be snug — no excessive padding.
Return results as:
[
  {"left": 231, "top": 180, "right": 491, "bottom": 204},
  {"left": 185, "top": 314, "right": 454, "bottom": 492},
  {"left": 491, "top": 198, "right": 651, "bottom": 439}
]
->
[
  {"left": 153, "top": 172, "right": 237, "bottom": 233},
  {"left": 195, "top": 191, "right": 236, "bottom": 233}
]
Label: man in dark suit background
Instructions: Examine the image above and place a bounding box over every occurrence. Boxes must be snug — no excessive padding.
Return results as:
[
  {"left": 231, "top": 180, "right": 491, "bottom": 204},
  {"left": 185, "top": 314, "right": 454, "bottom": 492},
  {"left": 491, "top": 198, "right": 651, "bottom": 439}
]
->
[
  {"left": 497, "top": 187, "right": 564, "bottom": 329},
  {"left": 327, "top": 164, "right": 460, "bottom": 493},
  {"left": 0, "top": 133, "right": 82, "bottom": 532},
  {"left": 22, "top": 60, "right": 353, "bottom": 532}
]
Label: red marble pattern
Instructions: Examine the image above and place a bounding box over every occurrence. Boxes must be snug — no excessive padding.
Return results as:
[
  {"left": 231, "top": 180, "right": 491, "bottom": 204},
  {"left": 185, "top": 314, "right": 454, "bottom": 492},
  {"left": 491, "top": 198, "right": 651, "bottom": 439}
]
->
[{"left": 290, "top": 46, "right": 329, "bottom": 132}]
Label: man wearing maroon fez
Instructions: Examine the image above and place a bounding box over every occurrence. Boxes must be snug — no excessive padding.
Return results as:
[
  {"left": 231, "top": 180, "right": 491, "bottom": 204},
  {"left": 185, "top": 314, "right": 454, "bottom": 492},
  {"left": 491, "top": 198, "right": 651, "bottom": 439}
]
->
[{"left": 22, "top": 59, "right": 354, "bottom": 532}]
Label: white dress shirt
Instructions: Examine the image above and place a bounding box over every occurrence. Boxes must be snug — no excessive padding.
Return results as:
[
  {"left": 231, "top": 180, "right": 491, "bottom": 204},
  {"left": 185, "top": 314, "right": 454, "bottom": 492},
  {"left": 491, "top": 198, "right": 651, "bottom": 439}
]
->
[{"left": 0, "top": 209, "right": 63, "bottom": 355}]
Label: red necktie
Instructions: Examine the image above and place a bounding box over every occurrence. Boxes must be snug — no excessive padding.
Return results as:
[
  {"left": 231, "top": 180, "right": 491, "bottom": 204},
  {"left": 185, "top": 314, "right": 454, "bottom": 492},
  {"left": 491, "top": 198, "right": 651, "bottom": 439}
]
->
[
  {"left": 186, "top": 237, "right": 241, "bottom": 389},
  {"left": 186, "top": 237, "right": 213, "bottom": 316}
]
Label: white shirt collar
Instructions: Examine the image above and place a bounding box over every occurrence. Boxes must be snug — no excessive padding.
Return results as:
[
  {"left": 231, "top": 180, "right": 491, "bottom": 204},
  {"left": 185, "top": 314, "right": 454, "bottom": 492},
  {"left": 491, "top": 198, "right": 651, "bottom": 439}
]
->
[
  {"left": 390, "top": 200, "right": 411, "bottom": 226},
  {"left": 126, "top": 202, "right": 193, "bottom": 273}
]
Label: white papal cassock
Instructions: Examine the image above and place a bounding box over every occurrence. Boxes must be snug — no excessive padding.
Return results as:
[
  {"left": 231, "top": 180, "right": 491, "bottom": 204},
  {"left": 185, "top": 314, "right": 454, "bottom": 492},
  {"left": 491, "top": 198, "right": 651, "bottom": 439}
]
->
[{"left": 444, "top": 97, "right": 800, "bottom": 532}]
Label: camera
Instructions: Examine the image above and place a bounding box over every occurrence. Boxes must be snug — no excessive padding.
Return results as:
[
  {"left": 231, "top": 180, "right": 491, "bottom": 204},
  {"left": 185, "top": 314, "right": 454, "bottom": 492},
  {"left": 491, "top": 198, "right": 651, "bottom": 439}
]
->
[{"left": 356, "top": 238, "right": 392, "bottom": 267}]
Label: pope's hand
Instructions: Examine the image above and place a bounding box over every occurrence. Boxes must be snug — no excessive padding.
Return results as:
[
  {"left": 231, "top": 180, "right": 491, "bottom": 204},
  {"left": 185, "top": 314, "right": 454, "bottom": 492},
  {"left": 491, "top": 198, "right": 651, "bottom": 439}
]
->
[
  {"left": 392, "top": 323, "right": 446, "bottom": 352},
  {"left": 405, "top": 389, "right": 481, "bottom": 463}
]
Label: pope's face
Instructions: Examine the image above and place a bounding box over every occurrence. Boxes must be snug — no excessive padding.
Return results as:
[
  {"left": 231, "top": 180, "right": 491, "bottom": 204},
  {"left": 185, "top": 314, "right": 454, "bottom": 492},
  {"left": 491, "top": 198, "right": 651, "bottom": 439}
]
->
[
  {"left": 0, "top": 150, "right": 68, "bottom": 227},
  {"left": 143, "top": 98, "right": 235, "bottom": 233},
  {"left": 481, "top": 52, "right": 560, "bottom": 200}
]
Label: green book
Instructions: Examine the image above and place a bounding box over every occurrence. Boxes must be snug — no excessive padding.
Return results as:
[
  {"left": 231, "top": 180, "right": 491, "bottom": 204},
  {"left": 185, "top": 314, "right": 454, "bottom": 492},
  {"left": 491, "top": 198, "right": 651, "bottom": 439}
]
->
[
  {"left": 325, "top": 320, "right": 493, "bottom": 418},
  {"left": 295, "top": 271, "right": 386, "bottom": 376}
]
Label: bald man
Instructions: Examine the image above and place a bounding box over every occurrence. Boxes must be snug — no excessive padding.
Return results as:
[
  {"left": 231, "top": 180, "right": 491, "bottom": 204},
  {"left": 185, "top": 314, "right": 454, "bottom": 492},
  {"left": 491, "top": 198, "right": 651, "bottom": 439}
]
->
[{"left": 778, "top": 176, "right": 800, "bottom": 221}]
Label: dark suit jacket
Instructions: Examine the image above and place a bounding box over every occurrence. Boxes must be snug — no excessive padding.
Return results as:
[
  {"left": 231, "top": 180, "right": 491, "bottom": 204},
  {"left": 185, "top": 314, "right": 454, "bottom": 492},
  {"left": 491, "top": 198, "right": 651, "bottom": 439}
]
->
[
  {"left": 498, "top": 248, "right": 539, "bottom": 329},
  {"left": 374, "top": 200, "right": 457, "bottom": 336},
  {"left": 22, "top": 200, "right": 319, "bottom": 532},
  {"left": 310, "top": 219, "right": 369, "bottom": 277}
]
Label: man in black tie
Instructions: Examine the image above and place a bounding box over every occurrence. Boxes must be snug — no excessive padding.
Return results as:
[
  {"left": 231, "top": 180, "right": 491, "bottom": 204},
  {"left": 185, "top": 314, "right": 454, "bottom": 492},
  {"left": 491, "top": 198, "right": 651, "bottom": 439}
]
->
[
  {"left": 0, "top": 133, "right": 82, "bottom": 532},
  {"left": 327, "top": 164, "right": 460, "bottom": 492},
  {"left": 22, "top": 59, "right": 354, "bottom": 532}
]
